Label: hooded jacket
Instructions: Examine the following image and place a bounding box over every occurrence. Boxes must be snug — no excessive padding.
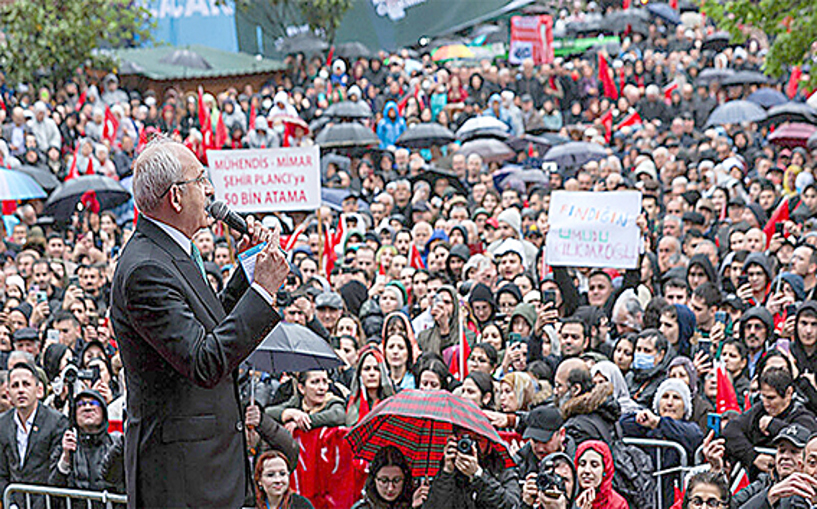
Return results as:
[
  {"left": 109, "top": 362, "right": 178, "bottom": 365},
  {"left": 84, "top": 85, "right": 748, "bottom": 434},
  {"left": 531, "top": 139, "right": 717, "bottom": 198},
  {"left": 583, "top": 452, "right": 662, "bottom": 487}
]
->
[
  {"left": 562, "top": 382, "right": 621, "bottom": 445},
  {"left": 626, "top": 346, "right": 672, "bottom": 409},
  {"left": 687, "top": 254, "right": 718, "bottom": 289},
  {"left": 743, "top": 253, "right": 774, "bottom": 305},
  {"left": 672, "top": 304, "right": 697, "bottom": 358},
  {"left": 792, "top": 301, "right": 817, "bottom": 375},
  {"left": 376, "top": 101, "right": 406, "bottom": 149},
  {"left": 573, "top": 441, "right": 629, "bottom": 509},
  {"left": 49, "top": 389, "right": 125, "bottom": 494},
  {"left": 468, "top": 283, "right": 496, "bottom": 326},
  {"left": 740, "top": 306, "right": 774, "bottom": 348}
]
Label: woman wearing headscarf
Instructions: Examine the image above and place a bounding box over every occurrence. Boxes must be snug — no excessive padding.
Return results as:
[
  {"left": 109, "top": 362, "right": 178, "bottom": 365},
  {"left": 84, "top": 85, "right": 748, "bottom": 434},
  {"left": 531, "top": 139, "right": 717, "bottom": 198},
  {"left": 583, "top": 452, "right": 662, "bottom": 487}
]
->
[
  {"left": 668, "top": 356, "right": 713, "bottom": 431},
  {"left": 574, "top": 440, "right": 629, "bottom": 509},
  {"left": 346, "top": 345, "right": 395, "bottom": 426},
  {"left": 483, "top": 372, "right": 537, "bottom": 430},
  {"left": 590, "top": 361, "right": 641, "bottom": 414},
  {"left": 658, "top": 303, "right": 696, "bottom": 358},
  {"left": 382, "top": 312, "right": 420, "bottom": 361}
]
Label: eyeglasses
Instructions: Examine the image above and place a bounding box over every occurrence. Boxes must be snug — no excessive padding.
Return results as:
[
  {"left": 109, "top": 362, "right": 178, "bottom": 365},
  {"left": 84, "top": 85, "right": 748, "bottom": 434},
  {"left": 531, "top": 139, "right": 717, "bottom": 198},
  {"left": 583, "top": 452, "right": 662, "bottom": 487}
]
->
[
  {"left": 77, "top": 399, "right": 102, "bottom": 409},
  {"left": 375, "top": 476, "right": 404, "bottom": 487},
  {"left": 689, "top": 496, "right": 726, "bottom": 508},
  {"left": 160, "top": 170, "right": 210, "bottom": 197}
]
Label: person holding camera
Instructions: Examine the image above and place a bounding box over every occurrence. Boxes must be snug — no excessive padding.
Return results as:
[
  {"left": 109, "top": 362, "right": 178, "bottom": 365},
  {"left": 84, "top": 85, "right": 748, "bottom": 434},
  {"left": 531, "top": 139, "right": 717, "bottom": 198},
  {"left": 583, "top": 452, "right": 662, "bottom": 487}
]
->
[
  {"left": 49, "top": 389, "right": 125, "bottom": 494},
  {"left": 520, "top": 452, "right": 577, "bottom": 509},
  {"left": 424, "top": 429, "right": 520, "bottom": 509}
]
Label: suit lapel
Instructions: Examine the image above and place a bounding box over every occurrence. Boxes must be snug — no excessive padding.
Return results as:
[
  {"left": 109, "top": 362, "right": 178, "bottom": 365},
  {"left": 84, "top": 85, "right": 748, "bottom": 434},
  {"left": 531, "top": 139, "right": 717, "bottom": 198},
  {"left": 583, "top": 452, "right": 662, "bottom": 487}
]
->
[
  {"left": 136, "top": 218, "right": 225, "bottom": 322},
  {"left": 20, "top": 404, "right": 41, "bottom": 468},
  {"left": 8, "top": 413, "right": 20, "bottom": 468}
]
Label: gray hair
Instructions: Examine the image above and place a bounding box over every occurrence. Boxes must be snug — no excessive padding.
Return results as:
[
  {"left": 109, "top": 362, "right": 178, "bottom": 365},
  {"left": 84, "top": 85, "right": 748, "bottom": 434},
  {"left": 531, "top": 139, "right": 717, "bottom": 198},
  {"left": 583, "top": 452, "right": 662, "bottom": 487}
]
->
[
  {"left": 132, "top": 137, "right": 185, "bottom": 213},
  {"left": 8, "top": 350, "right": 35, "bottom": 366}
]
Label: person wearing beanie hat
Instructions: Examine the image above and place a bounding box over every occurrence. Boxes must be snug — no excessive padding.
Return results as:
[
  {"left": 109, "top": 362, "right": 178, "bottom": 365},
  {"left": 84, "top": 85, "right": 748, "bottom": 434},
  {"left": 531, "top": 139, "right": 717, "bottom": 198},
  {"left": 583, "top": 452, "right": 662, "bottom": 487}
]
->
[
  {"left": 495, "top": 238, "right": 527, "bottom": 279},
  {"left": 741, "top": 252, "right": 773, "bottom": 305},
  {"left": 620, "top": 378, "right": 702, "bottom": 498},
  {"left": 446, "top": 244, "right": 470, "bottom": 281},
  {"left": 510, "top": 303, "right": 537, "bottom": 337},
  {"left": 497, "top": 207, "right": 522, "bottom": 237}
]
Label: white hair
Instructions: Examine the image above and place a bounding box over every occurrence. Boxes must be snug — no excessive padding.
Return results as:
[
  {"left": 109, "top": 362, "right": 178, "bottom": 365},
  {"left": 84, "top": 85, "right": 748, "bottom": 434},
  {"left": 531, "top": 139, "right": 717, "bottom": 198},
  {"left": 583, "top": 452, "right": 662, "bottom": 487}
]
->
[{"left": 132, "top": 137, "right": 185, "bottom": 213}]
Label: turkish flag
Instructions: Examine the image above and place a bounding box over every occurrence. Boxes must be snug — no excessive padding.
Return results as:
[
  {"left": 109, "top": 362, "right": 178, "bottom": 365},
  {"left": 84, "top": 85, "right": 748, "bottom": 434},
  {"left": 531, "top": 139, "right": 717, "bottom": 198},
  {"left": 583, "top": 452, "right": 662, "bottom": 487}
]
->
[
  {"left": 615, "top": 110, "right": 643, "bottom": 130},
  {"left": 600, "top": 109, "right": 613, "bottom": 143},
  {"left": 215, "top": 113, "right": 228, "bottom": 149},
  {"left": 716, "top": 363, "right": 740, "bottom": 413},
  {"left": 409, "top": 243, "right": 425, "bottom": 270},
  {"left": 598, "top": 53, "right": 619, "bottom": 100},
  {"left": 65, "top": 144, "right": 80, "bottom": 181},
  {"left": 103, "top": 106, "right": 119, "bottom": 145}
]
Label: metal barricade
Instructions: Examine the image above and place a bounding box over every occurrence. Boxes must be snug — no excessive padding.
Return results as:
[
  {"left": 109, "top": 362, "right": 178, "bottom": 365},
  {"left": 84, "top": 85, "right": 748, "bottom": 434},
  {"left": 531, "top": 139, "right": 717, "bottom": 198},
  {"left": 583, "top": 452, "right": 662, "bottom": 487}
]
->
[
  {"left": 622, "top": 437, "right": 689, "bottom": 509},
  {"left": 3, "top": 484, "right": 127, "bottom": 509}
]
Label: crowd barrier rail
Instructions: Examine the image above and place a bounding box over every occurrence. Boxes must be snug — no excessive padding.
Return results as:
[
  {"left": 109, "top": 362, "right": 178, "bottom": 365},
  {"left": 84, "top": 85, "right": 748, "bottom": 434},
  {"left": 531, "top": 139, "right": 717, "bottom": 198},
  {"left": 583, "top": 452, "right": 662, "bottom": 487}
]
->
[
  {"left": 3, "top": 484, "right": 126, "bottom": 509},
  {"left": 622, "top": 437, "right": 689, "bottom": 509}
]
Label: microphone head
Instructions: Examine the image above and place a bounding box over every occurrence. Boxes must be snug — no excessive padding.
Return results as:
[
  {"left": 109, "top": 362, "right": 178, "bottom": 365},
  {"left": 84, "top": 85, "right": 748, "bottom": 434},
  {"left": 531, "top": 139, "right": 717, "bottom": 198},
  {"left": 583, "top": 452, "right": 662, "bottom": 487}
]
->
[{"left": 207, "top": 200, "right": 229, "bottom": 221}]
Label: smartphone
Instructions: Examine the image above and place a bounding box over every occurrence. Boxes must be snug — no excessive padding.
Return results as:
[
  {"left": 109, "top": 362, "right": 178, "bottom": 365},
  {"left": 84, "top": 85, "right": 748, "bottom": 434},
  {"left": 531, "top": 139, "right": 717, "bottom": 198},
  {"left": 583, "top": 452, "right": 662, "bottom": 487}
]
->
[
  {"left": 698, "top": 339, "right": 712, "bottom": 356},
  {"left": 508, "top": 332, "right": 523, "bottom": 346},
  {"left": 714, "top": 311, "right": 727, "bottom": 325},
  {"left": 543, "top": 290, "right": 556, "bottom": 305},
  {"left": 775, "top": 223, "right": 784, "bottom": 235},
  {"left": 46, "top": 329, "right": 59, "bottom": 344},
  {"left": 776, "top": 338, "right": 791, "bottom": 355},
  {"left": 737, "top": 275, "right": 749, "bottom": 287},
  {"left": 707, "top": 413, "right": 722, "bottom": 438},
  {"left": 36, "top": 291, "right": 47, "bottom": 303},
  {"left": 785, "top": 304, "right": 797, "bottom": 316}
]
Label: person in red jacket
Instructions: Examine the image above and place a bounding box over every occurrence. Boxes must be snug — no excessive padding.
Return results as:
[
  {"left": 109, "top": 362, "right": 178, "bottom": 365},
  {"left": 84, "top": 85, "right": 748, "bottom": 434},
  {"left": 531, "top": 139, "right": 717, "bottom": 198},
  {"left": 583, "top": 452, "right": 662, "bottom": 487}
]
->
[{"left": 573, "top": 440, "right": 629, "bottom": 509}]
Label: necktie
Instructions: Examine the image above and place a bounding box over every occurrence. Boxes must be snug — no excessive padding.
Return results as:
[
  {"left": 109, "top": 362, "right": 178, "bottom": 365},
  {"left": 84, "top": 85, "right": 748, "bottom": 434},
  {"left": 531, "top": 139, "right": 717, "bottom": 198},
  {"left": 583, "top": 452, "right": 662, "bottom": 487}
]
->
[{"left": 190, "top": 243, "right": 206, "bottom": 280}]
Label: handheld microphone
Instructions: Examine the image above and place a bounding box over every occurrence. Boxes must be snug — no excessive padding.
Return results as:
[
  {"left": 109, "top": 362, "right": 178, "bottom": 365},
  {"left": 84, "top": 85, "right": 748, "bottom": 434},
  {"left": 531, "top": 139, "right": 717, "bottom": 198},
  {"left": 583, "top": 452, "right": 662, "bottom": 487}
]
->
[{"left": 207, "top": 200, "right": 249, "bottom": 236}]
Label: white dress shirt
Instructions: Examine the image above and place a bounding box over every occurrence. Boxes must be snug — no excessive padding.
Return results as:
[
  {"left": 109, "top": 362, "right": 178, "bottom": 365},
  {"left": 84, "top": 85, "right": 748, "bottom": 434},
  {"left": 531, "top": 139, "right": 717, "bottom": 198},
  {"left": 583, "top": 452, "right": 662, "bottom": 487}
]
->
[{"left": 14, "top": 405, "right": 38, "bottom": 468}]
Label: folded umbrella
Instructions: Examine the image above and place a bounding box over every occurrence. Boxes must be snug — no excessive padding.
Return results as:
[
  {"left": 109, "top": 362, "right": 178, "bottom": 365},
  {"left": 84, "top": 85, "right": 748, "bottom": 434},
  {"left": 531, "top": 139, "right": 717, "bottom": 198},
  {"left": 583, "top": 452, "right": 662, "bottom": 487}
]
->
[
  {"left": 705, "top": 100, "right": 767, "bottom": 126},
  {"left": 346, "top": 389, "right": 514, "bottom": 478},
  {"left": 44, "top": 175, "right": 129, "bottom": 219},
  {"left": 246, "top": 323, "right": 343, "bottom": 374}
]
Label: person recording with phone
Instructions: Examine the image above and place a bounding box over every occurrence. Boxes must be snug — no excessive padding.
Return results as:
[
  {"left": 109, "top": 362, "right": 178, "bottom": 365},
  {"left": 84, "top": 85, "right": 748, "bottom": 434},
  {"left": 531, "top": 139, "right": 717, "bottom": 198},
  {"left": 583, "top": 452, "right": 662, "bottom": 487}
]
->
[{"left": 424, "top": 428, "right": 520, "bottom": 509}]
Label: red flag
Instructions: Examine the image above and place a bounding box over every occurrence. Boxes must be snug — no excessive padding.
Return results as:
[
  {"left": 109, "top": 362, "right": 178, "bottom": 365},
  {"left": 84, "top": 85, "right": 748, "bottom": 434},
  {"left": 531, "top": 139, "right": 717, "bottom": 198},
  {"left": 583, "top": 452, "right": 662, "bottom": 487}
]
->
[
  {"left": 332, "top": 216, "right": 346, "bottom": 247},
  {"left": 2, "top": 201, "right": 17, "bottom": 215},
  {"left": 215, "top": 113, "right": 228, "bottom": 149},
  {"left": 137, "top": 126, "right": 148, "bottom": 154},
  {"left": 716, "top": 363, "right": 740, "bottom": 413},
  {"left": 623, "top": 0, "right": 631, "bottom": 8},
  {"left": 197, "top": 87, "right": 214, "bottom": 150},
  {"left": 670, "top": 0, "right": 678, "bottom": 8},
  {"left": 103, "top": 106, "right": 119, "bottom": 145},
  {"left": 326, "top": 46, "right": 335, "bottom": 68},
  {"left": 786, "top": 66, "right": 802, "bottom": 99},
  {"left": 85, "top": 156, "right": 95, "bottom": 175},
  {"left": 249, "top": 102, "right": 257, "bottom": 131},
  {"left": 409, "top": 243, "right": 425, "bottom": 270},
  {"left": 66, "top": 144, "right": 80, "bottom": 181},
  {"left": 600, "top": 110, "right": 613, "bottom": 143},
  {"left": 77, "top": 90, "right": 87, "bottom": 110},
  {"left": 284, "top": 221, "right": 308, "bottom": 251},
  {"left": 673, "top": 482, "right": 683, "bottom": 505},
  {"left": 323, "top": 227, "right": 338, "bottom": 281},
  {"left": 133, "top": 202, "right": 139, "bottom": 227},
  {"left": 663, "top": 81, "right": 679, "bottom": 103},
  {"left": 615, "top": 110, "right": 643, "bottom": 130},
  {"left": 732, "top": 470, "right": 750, "bottom": 494},
  {"left": 80, "top": 190, "right": 100, "bottom": 214},
  {"left": 598, "top": 53, "right": 619, "bottom": 100}
]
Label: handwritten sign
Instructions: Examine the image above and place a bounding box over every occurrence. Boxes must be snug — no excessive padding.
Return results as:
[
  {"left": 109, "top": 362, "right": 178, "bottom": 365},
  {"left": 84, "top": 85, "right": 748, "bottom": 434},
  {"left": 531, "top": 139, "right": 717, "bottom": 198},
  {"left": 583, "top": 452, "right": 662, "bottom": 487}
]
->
[
  {"left": 207, "top": 146, "right": 321, "bottom": 213},
  {"left": 546, "top": 191, "right": 642, "bottom": 269}
]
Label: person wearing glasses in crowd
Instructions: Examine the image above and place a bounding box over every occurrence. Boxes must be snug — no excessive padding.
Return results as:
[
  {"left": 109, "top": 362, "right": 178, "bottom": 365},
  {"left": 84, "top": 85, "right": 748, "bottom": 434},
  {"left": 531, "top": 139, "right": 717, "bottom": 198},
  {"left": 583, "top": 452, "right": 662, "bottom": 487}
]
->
[
  {"left": 352, "top": 446, "right": 427, "bottom": 509},
  {"left": 681, "top": 471, "right": 731, "bottom": 509}
]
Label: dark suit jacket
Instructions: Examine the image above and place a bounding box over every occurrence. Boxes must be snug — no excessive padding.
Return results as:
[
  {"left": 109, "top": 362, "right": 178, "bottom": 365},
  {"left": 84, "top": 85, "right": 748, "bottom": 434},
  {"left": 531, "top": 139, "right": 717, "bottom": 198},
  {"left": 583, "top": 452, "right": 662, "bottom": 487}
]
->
[
  {"left": 111, "top": 217, "right": 279, "bottom": 508},
  {"left": 0, "top": 403, "right": 69, "bottom": 509}
]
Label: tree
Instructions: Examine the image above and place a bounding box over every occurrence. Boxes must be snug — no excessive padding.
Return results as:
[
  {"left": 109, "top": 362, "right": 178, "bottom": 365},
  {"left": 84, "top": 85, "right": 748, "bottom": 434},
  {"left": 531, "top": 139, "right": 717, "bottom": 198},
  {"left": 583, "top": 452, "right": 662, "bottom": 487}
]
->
[
  {"left": 0, "top": 0, "right": 153, "bottom": 88},
  {"left": 704, "top": 0, "right": 816, "bottom": 91},
  {"left": 234, "top": 0, "right": 352, "bottom": 43}
]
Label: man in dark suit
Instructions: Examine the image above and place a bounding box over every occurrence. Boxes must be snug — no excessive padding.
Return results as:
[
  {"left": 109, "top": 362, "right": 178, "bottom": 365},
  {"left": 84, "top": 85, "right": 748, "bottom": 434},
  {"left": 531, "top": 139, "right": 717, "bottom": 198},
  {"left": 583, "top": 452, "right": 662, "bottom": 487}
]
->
[
  {"left": 0, "top": 362, "right": 68, "bottom": 509},
  {"left": 110, "top": 139, "right": 289, "bottom": 508}
]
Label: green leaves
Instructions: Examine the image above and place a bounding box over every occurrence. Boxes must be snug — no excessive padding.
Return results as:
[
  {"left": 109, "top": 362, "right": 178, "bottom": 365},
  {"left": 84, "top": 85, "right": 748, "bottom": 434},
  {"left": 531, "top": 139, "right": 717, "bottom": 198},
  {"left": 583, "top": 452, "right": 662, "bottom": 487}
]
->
[
  {"left": 0, "top": 0, "right": 154, "bottom": 88},
  {"left": 703, "top": 0, "right": 817, "bottom": 90}
]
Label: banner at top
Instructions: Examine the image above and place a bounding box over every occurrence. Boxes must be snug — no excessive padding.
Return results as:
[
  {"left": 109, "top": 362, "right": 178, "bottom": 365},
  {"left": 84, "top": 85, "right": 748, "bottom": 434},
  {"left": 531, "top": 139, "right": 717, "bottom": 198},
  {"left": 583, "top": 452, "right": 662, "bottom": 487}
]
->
[
  {"left": 509, "top": 15, "right": 554, "bottom": 65},
  {"left": 207, "top": 146, "right": 321, "bottom": 213}
]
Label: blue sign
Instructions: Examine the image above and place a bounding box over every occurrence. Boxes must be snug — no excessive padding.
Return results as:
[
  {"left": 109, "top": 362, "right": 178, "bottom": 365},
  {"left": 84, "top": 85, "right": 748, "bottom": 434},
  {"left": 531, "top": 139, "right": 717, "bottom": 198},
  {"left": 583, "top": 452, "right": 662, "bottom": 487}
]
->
[{"left": 143, "top": 0, "right": 238, "bottom": 52}]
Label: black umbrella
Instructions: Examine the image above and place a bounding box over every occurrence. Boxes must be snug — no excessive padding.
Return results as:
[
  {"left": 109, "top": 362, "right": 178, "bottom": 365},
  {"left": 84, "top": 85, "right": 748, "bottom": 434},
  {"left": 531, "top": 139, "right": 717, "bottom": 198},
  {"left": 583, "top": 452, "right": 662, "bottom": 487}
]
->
[
  {"left": 321, "top": 187, "right": 370, "bottom": 212},
  {"left": 762, "top": 102, "right": 817, "bottom": 126},
  {"left": 458, "top": 138, "right": 516, "bottom": 163},
  {"left": 565, "top": 19, "right": 607, "bottom": 36},
  {"left": 506, "top": 135, "right": 559, "bottom": 154},
  {"left": 246, "top": 323, "right": 342, "bottom": 374},
  {"left": 323, "top": 101, "right": 373, "bottom": 119},
  {"left": 278, "top": 33, "right": 328, "bottom": 55},
  {"left": 604, "top": 10, "right": 650, "bottom": 35},
  {"left": 335, "top": 42, "right": 373, "bottom": 60},
  {"left": 158, "top": 49, "right": 212, "bottom": 70},
  {"left": 696, "top": 68, "right": 735, "bottom": 86},
  {"left": 396, "top": 123, "right": 456, "bottom": 148},
  {"left": 543, "top": 142, "right": 607, "bottom": 169},
  {"left": 747, "top": 88, "right": 789, "bottom": 108},
  {"left": 702, "top": 32, "right": 731, "bottom": 52},
  {"left": 316, "top": 122, "right": 379, "bottom": 148},
  {"left": 44, "top": 175, "right": 130, "bottom": 219},
  {"left": 646, "top": 3, "right": 681, "bottom": 24},
  {"left": 722, "top": 70, "right": 768, "bottom": 87},
  {"left": 411, "top": 167, "right": 468, "bottom": 196},
  {"left": 15, "top": 165, "right": 60, "bottom": 192},
  {"left": 705, "top": 100, "right": 767, "bottom": 126}
]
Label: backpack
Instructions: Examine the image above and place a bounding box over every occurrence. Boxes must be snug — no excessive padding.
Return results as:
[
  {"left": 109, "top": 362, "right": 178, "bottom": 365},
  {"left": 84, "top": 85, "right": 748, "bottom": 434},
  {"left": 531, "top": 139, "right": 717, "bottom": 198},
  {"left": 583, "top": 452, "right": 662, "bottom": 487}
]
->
[{"left": 610, "top": 423, "right": 657, "bottom": 509}]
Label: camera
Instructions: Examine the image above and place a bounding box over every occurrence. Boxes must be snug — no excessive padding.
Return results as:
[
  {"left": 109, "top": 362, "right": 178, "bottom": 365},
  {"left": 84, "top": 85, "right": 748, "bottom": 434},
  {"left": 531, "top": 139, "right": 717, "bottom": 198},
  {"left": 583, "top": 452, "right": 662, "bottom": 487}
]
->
[
  {"left": 276, "top": 290, "right": 292, "bottom": 307},
  {"left": 456, "top": 435, "right": 473, "bottom": 454},
  {"left": 77, "top": 365, "right": 100, "bottom": 385},
  {"left": 537, "top": 459, "right": 566, "bottom": 499}
]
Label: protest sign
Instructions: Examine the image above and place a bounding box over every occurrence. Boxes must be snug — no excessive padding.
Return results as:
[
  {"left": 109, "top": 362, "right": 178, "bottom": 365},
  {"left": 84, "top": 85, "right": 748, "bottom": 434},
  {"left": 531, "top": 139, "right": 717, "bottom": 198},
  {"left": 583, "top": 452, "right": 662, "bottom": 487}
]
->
[
  {"left": 207, "top": 146, "right": 321, "bottom": 213},
  {"left": 509, "top": 15, "right": 554, "bottom": 65},
  {"left": 545, "top": 191, "right": 642, "bottom": 269}
]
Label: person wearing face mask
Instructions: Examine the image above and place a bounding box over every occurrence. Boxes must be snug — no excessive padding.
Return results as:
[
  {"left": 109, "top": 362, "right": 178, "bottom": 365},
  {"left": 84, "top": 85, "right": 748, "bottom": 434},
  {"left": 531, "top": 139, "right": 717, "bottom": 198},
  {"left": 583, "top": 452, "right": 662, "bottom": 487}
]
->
[
  {"left": 626, "top": 329, "right": 671, "bottom": 408},
  {"left": 556, "top": 359, "right": 620, "bottom": 446}
]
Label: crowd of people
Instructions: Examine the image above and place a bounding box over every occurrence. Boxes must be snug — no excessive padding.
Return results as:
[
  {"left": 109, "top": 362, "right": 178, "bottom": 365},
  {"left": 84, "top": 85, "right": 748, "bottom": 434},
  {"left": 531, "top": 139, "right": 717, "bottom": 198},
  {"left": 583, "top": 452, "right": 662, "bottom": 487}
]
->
[{"left": 0, "top": 0, "right": 814, "bottom": 508}]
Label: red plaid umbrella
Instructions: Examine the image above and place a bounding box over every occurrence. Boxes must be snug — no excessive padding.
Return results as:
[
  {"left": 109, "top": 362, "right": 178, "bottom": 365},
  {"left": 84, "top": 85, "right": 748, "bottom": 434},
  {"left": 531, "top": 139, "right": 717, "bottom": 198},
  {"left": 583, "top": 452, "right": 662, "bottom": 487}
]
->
[{"left": 345, "top": 389, "right": 514, "bottom": 478}]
